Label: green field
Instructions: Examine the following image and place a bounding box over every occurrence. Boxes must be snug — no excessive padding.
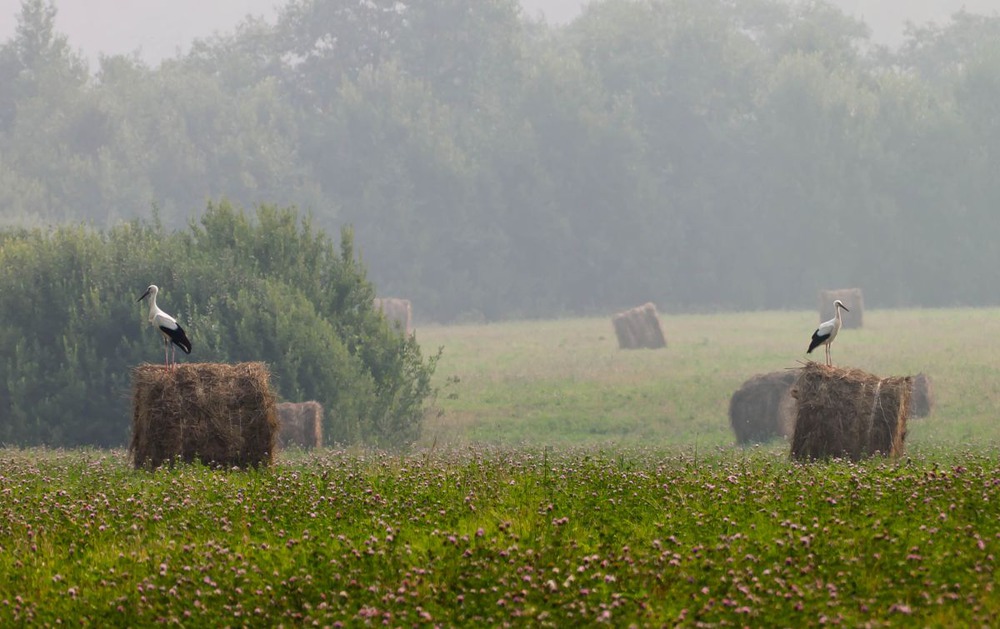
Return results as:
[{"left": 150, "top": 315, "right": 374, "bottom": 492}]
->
[
  {"left": 2, "top": 308, "right": 999, "bottom": 626},
  {"left": 419, "top": 307, "right": 1000, "bottom": 447}
]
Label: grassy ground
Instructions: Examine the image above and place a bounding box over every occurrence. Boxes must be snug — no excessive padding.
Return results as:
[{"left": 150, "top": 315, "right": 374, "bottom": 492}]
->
[
  {"left": 2, "top": 307, "right": 1000, "bottom": 626},
  {"left": 0, "top": 447, "right": 997, "bottom": 626},
  {"left": 418, "top": 308, "right": 1000, "bottom": 447}
]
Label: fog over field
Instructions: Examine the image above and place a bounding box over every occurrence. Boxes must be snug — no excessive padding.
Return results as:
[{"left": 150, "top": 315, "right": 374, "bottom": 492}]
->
[{"left": 3, "top": 0, "right": 1000, "bottom": 322}]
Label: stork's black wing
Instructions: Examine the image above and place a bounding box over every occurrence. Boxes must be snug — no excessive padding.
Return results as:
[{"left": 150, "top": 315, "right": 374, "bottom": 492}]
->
[
  {"left": 160, "top": 324, "right": 192, "bottom": 354},
  {"left": 806, "top": 330, "right": 829, "bottom": 354}
]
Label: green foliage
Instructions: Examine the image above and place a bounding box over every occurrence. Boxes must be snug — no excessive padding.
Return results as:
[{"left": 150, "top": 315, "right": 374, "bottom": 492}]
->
[{"left": 0, "top": 203, "right": 437, "bottom": 448}]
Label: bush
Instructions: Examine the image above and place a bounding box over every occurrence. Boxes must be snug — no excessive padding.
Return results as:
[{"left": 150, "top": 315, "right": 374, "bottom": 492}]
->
[{"left": 0, "top": 202, "right": 437, "bottom": 448}]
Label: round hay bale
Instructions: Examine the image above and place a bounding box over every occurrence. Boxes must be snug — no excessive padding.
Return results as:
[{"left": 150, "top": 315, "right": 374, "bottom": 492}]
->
[
  {"left": 129, "top": 362, "right": 278, "bottom": 470},
  {"left": 819, "top": 288, "right": 864, "bottom": 329},
  {"left": 729, "top": 370, "right": 799, "bottom": 444},
  {"left": 791, "top": 362, "right": 910, "bottom": 461},
  {"left": 909, "top": 373, "right": 934, "bottom": 418},
  {"left": 277, "top": 401, "right": 324, "bottom": 449}
]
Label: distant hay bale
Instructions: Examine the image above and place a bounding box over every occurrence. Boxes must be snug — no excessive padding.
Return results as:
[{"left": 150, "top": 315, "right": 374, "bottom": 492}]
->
[
  {"left": 729, "top": 371, "right": 799, "bottom": 444},
  {"left": 374, "top": 297, "right": 413, "bottom": 335},
  {"left": 612, "top": 302, "right": 667, "bottom": 350},
  {"left": 129, "top": 362, "right": 278, "bottom": 470},
  {"left": 612, "top": 312, "right": 637, "bottom": 349},
  {"left": 791, "top": 362, "right": 910, "bottom": 461},
  {"left": 276, "top": 401, "right": 324, "bottom": 449},
  {"left": 819, "top": 288, "right": 864, "bottom": 329},
  {"left": 909, "top": 373, "right": 934, "bottom": 418}
]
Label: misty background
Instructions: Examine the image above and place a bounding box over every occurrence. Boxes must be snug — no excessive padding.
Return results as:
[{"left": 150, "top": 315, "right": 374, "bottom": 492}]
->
[
  {"left": 2, "top": 0, "right": 1000, "bottom": 321},
  {"left": 3, "top": 1, "right": 996, "bottom": 63}
]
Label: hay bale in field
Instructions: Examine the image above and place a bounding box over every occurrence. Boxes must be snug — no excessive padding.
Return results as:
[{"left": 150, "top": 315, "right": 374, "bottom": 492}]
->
[
  {"left": 612, "top": 312, "right": 637, "bottom": 349},
  {"left": 729, "top": 371, "right": 799, "bottom": 444},
  {"left": 909, "top": 373, "right": 934, "bottom": 418},
  {"left": 374, "top": 297, "right": 413, "bottom": 335},
  {"left": 276, "top": 401, "right": 324, "bottom": 449},
  {"left": 612, "top": 302, "right": 667, "bottom": 350},
  {"left": 129, "top": 362, "right": 278, "bottom": 470},
  {"left": 819, "top": 288, "right": 864, "bottom": 329},
  {"left": 791, "top": 362, "right": 910, "bottom": 461}
]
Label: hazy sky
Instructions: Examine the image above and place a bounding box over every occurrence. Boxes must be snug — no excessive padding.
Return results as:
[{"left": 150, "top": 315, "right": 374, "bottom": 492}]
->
[
  {"left": 0, "top": 1, "right": 997, "bottom": 66},
  {"left": 0, "top": 0, "right": 281, "bottom": 65},
  {"left": 0, "top": 0, "right": 584, "bottom": 66}
]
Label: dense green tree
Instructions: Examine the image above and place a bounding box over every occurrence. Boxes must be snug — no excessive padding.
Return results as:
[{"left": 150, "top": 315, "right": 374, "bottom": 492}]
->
[
  {"left": 897, "top": 11, "right": 1000, "bottom": 84},
  {"left": 274, "top": 0, "right": 405, "bottom": 109},
  {"left": 395, "top": 0, "right": 525, "bottom": 107},
  {"left": 0, "top": 203, "right": 437, "bottom": 448},
  {"left": 0, "top": 0, "right": 90, "bottom": 221},
  {"left": 569, "top": 0, "right": 767, "bottom": 307}
]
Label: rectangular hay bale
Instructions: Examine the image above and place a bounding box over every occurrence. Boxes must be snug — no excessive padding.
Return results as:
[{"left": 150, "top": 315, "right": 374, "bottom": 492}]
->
[
  {"left": 374, "top": 297, "right": 413, "bottom": 335},
  {"left": 129, "top": 362, "right": 278, "bottom": 470},
  {"left": 611, "top": 302, "right": 667, "bottom": 350},
  {"left": 790, "top": 362, "right": 910, "bottom": 461},
  {"left": 612, "top": 311, "right": 637, "bottom": 349}
]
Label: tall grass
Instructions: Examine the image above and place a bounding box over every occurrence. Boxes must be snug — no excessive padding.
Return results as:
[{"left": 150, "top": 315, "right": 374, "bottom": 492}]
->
[
  {"left": 0, "top": 447, "right": 997, "bottom": 626},
  {"left": 418, "top": 308, "right": 1000, "bottom": 446}
]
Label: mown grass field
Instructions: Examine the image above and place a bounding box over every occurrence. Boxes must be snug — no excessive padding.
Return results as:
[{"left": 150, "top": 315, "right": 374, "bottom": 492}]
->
[
  {"left": 419, "top": 307, "right": 1000, "bottom": 447},
  {"left": 2, "top": 308, "right": 999, "bottom": 626}
]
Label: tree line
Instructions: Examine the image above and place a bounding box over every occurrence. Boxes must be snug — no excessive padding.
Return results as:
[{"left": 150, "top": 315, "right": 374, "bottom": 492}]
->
[{"left": 2, "top": 0, "right": 999, "bottom": 321}]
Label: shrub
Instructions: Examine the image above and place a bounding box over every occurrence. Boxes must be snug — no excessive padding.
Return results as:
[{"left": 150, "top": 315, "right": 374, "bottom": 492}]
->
[{"left": 0, "top": 202, "right": 437, "bottom": 448}]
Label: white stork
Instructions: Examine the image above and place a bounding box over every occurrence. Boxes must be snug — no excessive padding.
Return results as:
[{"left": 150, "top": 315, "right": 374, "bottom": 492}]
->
[
  {"left": 807, "top": 299, "right": 849, "bottom": 366},
  {"left": 138, "top": 284, "right": 192, "bottom": 368}
]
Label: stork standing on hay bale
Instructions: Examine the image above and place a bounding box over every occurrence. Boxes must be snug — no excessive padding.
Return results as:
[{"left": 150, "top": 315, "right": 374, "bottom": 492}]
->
[
  {"left": 807, "top": 299, "right": 848, "bottom": 367},
  {"left": 138, "top": 284, "right": 192, "bottom": 368}
]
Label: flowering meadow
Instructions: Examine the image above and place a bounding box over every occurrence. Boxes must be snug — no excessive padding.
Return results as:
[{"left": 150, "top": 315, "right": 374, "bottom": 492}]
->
[
  {"left": 5, "top": 308, "right": 1000, "bottom": 625},
  {"left": 1, "top": 446, "right": 998, "bottom": 626}
]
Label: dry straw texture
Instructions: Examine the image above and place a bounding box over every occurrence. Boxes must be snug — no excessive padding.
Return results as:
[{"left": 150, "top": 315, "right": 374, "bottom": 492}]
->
[
  {"left": 374, "top": 297, "right": 413, "bottom": 335},
  {"left": 130, "top": 362, "right": 278, "bottom": 470},
  {"left": 819, "top": 288, "right": 864, "bottom": 329},
  {"left": 729, "top": 370, "right": 798, "bottom": 444},
  {"left": 276, "top": 401, "right": 324, "bottom": 449},
  {"left": 612, "top": 302, "right": 667, "bottom": 350},
  {"left": 791, "top": 362, "right": 910, "bottom": 461},
  {"left": 909, "top": 373, "right": 934, "bottom": 418}
]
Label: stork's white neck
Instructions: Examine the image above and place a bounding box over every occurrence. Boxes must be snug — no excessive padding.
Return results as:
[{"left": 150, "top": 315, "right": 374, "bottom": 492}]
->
[{"left": 147, "top": 288, "right": 160, "bottom": 322}]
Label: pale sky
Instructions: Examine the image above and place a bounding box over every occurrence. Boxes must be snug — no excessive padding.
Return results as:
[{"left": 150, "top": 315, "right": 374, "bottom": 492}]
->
[
  {"left": 0, "top": 1, "right": 997, "bottom": 67},
  {"left": 0, "top": 0, "right": 584, "bottom": 67},
  {"left": 0, "top": 0, "right": 282, "bottom": 65}
]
